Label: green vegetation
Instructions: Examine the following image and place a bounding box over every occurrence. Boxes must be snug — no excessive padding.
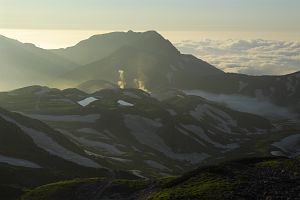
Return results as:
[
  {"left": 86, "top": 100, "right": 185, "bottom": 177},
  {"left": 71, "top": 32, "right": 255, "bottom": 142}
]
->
[
  {"left": 256, "top": 160, "right": 282, "bottom": 168},
  {"left": 21, "top": 157, "right": 300, "bottom": 200},
  {"left": 256, "top": 157, "right": 297, "bottom": 169},
  {"left": 148, "top": 175, "right": 238, "bottom": 200},
  {"left": 21, "top": 178, "right": 105, "bottom": 200}
]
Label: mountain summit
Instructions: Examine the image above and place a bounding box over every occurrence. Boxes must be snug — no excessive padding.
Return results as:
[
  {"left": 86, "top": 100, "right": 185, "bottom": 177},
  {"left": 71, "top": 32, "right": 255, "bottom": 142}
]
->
[
  {"left": 52, "top": 30, "right": 181, "bottom": 65},
  {"left": 53, "top": 31, "right": 223, "bottom": 90}
]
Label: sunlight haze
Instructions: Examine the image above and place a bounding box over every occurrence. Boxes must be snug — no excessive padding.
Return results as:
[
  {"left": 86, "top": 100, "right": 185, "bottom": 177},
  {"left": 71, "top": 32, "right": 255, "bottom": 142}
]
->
[{"left": 1, "top": 0, "right": 299, "bottom": 32}]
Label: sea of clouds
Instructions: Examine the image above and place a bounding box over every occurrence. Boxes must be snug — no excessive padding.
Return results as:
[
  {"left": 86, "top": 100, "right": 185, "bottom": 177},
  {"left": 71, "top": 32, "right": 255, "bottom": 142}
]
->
[
  {"left": 175, "top": 39, "right": 300, "bottom": 75},
  {"left": 183, "top": 90, "right": 297, "bottom": 119}
]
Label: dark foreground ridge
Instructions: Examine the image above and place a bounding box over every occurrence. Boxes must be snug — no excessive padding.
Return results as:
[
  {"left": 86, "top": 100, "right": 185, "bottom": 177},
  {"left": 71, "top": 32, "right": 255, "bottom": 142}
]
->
[{"left": 21, "top": 157, "right": 300, "bottom": 200}]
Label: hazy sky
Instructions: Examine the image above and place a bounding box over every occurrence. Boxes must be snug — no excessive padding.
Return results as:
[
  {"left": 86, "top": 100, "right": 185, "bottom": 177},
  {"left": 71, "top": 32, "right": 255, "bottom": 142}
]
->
[{"left": 0, "top": 0, "right": 299, "bottom": 31}]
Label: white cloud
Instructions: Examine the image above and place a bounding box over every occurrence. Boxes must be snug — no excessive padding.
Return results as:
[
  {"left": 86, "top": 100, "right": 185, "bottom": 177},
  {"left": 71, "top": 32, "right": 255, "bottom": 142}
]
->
[
  {"left": 183, "top": 90, "right": 297, "bottom": 119},
  {"left": 176, "top": 39, "right": 300, "bottom": 75}
]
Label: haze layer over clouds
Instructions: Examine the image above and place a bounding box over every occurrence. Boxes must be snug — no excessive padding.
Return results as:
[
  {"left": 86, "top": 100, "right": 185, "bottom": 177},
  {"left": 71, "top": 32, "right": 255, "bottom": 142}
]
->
[{"left": 176, "top": 39, "right": 300, "bottom": 75}]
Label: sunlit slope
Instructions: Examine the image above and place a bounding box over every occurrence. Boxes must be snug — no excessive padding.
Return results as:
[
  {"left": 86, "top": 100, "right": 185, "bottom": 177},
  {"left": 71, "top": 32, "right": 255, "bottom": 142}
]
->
[{"left": 0, "top": 35, "right": 78, "bottom": 90}]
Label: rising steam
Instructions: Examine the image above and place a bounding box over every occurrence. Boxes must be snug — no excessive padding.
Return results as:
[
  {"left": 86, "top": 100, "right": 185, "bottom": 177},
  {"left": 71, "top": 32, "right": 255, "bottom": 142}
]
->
[
  {"left": 134, "top": 69, "right": 150, "bottom": 93},
  {"left": 134, "top": 79, "right": 150, "bottom": 93},
  {"left": 117, "top": 69, "right": 126, "bottom": 89},
  {"left": 117, "top": 69, "right": 150, "bottom": 92}
]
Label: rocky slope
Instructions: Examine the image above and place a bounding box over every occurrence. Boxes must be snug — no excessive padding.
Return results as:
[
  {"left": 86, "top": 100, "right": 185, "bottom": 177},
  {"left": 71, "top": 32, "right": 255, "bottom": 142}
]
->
[
  {"left": 0, "top": 107, "right": 139, "bottom": 199},
  {"left": 2, "top": 86, "right": 297, "bottom": 176}
]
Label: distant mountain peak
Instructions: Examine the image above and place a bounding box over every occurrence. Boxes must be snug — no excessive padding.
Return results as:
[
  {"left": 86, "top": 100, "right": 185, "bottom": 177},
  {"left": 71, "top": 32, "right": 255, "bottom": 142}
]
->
[{"left": 52, "top": 30, "right": 180, "bottom": 65}]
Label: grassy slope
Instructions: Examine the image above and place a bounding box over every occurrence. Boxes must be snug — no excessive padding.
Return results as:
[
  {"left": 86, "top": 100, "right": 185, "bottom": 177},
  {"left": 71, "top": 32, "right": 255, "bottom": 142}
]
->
[{"left": 21, "top": 157, "right": 300, "bottom": 200}]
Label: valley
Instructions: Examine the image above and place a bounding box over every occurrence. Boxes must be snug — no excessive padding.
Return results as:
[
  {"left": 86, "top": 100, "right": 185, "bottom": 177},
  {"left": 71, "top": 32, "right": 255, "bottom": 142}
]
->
[{"left": 0, "top": 30, "right": 299, "bottom": 200}]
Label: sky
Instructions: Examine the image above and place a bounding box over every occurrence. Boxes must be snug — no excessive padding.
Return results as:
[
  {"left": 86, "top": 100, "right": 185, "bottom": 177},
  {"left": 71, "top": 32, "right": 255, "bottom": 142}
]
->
[
  {"left": 0, "top": 0, "right": 299, "bottom": 48},
  {"left": 0, "top": 0, "right": 299, "bottom": 75},
  {"left": 0, "top": 0, "right": 299, "bottom": 31}
]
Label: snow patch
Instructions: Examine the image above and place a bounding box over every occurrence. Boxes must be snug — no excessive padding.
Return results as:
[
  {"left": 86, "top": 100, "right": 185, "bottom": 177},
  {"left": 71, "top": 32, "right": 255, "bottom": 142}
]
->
[
  {"left": 78, "top": 97, "right": 98, "bottom": 107},
  {"left": 272, "top": 134, "right": 300, "bottom": 156},
  {"left": 60, "top": 130, "right": 124, "bottom": 156},
  {"left": 129, "top": 170, "right": 147, "bottom": 179},
  {"left": 124, "top": 114, "right": 209, "bottom": 163},
  {"left": 270, "top": 151, "right": 285, "bottom": 157},
  {"left": 0, "top": 114, "right": 101, "bottom": 168},
  {"left": 181, "top": 124, "right": 239, "bottom": 150},
  {"left": 108, "top": 157, "right": 131, "bottom": 163},
  {"left": 24, "top": 114, "right": 100, "bottom": 123},
  {"left": 190, "top": 104, "right": 237, "bottom": 133},
  {"left": 118, "top": 100, "right": 134, "bottom": 107},
  {"left": 74, "top": 138, "right": 124, "bottom": 155},
  {"left": 0, "top": 155, "right": 41, "bottom": 168}
]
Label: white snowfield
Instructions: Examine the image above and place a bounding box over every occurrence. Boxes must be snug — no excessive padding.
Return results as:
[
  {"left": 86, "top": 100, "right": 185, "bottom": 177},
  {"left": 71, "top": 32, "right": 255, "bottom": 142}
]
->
[
  {"left": 272, "top": 134, "right": 300, "bottom": 156},
  {"left": 181, "top": 124, "right": 239, "bottom": 150},
  {"left": 23, "top": 113, "right": 100, "bottom": 123},
  {"left": 0, "top": 155, "right": 41, "bottom": 168},
  {"left": 270, "top": 151, "right": 285, "bottom": 157},
  {"left": 118, "top": 100, "right": 134, "bottom": 107},
  {"left": 129, "top": 170, "right": 147, "bottom": 179},
  {"left": 177, "top": 127, "right": 206, "bottom": 146},
  {"left": 190, "top": 104, "right": 237, "bottom": 133},
  {"left": 73, "top": 137, "right": 124, "bottom": 155},
  {"left": 124, "top": 114, "right": 209, "bottom": 164},
  {"left": 0, "top": 114, "right": 101, "bottom": 168},
  {"left": 60, "top": 130, "right": 124, "bottom": 155},
  {"left": 78, "top": 97, "right": 98, "bottom": 107}
]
